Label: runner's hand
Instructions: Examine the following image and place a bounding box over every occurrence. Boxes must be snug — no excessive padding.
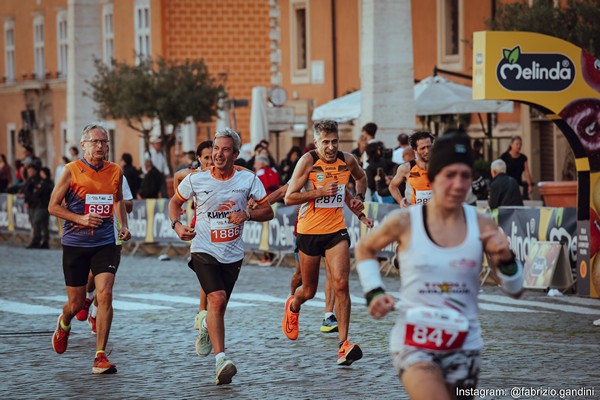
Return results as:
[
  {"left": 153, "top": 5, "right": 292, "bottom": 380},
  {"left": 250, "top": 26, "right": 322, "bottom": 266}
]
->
[
  {"left": 479, "top": 229, "right": 512, "bottom": 260},
  {"left": 349, "top": 198, "right": 364, "bottom": 214},
  {"left": 360, "top": 216, "right": 374, "bottom": 228},
  {"left": 368, "top": 294, "right": 395, "bottom": 320},
  {"left": 79, "top": 212, "right": 103, "bottom": 228},
  {"left": 118, "top": 227, "right": 131, "bottom": 241},
  {"left": 228, "top": 211, "right": 247, "bottom": 225},
  {"left": 321, "top": 179, "right": 338, "bottom": 197},
  {"left": 174, "top": 223, "right": 196, "bottom": 241}
]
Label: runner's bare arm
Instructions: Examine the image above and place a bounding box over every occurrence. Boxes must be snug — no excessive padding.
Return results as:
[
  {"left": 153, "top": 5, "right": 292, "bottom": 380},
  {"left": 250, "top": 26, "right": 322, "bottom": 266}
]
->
[
  {"left": 168, "top": 193, "right": 196, "bottom": 241},
  {"left": 246, "top": 197, "right": 274, "bottom": 222},
  {"left": 388, "top": 162, "right": 410, "bottom": 206},
  {"left": 284, "top": 154, "right": 335, "bottom": 205},
  {"left": 173, "top": 168, "right": 195, "bottom": 192},
  {"left": 346, "top": 152, "right": 367, "bottom": 200},
  {"left": 268, "top": 183, "right": 289, "bottom": 205},
  {"left": 47, "top": 166, "right": 102, "bottom": 228},
  {"left": 115, "top": 172, "right": 130, "bottom": 241}
]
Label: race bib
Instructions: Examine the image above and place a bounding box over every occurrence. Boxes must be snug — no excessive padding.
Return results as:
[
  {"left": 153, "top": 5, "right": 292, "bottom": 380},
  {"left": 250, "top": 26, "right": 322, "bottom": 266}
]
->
[
  {"left": 414, "top": 190, "right": 432, "bottom": 205},
  {"left": 404, "top": 306, "right": 469, "bottom": 351},
  {"left": 210, "top": 218, "right": 241, "bottom": 243},
  {"left": 85, "top": 194, "right": 114, "bottom": 217},
  {"left": 315, "top": 184, "right": 345, "bottom": 209}
]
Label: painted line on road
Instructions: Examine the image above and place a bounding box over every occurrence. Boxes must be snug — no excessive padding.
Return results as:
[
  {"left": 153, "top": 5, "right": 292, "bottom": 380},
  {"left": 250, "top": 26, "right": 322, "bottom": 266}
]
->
[
  {"left": 0, "top": 299, "right": 59, "bottom": 315},
  {"left": 37, "top": 295, "right": 174, "bottom": 311},
  {"left": 479, "top": 294, "right": 600, "bottom": 316},
  {"left": 478, "top": 302, "right": 546, "bottom": 313}
]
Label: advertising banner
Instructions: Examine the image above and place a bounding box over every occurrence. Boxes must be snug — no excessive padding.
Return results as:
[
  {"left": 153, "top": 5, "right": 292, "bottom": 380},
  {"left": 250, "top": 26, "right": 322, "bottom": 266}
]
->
[{"left": 473, "top": 31, "right": 600, "bottom": 296}]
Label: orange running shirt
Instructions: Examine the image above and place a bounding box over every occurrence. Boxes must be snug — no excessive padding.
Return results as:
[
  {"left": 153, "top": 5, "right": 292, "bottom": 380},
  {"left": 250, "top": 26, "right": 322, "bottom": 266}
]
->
[
  {"left": 297, "top": 151, "right": 351, "bottom": 235},
  {"left": 62, "top": 159, "right": 121, "bottom": 247},
  {"left": 407, "top": 163, "right": 432, "bottom": 205}
]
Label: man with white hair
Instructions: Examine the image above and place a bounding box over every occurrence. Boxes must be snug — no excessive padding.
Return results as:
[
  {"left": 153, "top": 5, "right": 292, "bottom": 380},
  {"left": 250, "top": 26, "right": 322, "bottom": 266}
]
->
[{"left": 489, "top": 159, "right": 523, "bottom": 209}]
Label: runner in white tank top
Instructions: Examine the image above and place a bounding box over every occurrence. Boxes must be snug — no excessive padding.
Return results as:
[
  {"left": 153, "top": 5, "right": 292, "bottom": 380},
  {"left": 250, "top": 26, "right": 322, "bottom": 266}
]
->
[{"left": 355, "top": 131, "right": 524, "bottom": 399}]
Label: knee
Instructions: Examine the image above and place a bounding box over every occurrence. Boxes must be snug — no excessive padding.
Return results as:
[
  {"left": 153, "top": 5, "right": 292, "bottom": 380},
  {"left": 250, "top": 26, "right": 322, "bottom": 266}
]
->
[
  {"left": 332, "top": 277, "right": 349, "bottom": 293},
  {"left": 95, "top": 286, "right": 113, "bottom": 305},
  {"left": 303, "top": 284, "right": 318, "bottom": 299},
  {"left": 208, "top": 292, "right": 228, "bottom": 314}
]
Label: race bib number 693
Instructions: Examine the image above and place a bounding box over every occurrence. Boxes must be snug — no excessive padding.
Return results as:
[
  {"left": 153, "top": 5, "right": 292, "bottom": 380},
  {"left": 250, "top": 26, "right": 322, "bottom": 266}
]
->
[{"left": 85, "top": 194, "right": 114, "bottom": 217}]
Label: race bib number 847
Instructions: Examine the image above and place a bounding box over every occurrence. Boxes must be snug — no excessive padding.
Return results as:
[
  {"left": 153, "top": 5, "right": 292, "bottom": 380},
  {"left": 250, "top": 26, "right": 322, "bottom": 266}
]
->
[{"left": 404, "top": 306, "right": 469, "bottom": 351}]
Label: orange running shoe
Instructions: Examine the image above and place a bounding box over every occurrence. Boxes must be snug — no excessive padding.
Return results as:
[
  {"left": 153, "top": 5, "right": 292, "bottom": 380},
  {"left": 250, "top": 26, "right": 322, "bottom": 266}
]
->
[
  {"left": 75, "top": 298, "right": 92, "bottom": 321},
  {"left": 337, "top": 339, "right": 363, "bottom": 366},
  {"left": 282, "top": 296, "right": 299, "bottom": 340},
  {"left": 51, "top": 315, "right": 70, "bottom": 354},
  {"left": 92, "top": 352, "right": 117, "bottom": 374}
]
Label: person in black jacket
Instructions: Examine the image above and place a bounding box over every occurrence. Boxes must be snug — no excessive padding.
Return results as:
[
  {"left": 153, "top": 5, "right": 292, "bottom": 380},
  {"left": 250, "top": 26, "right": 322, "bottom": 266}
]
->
[
  {"left": 21, "top": 161, "right": 54, "bottom": 248},
  {"left": 138, "top": 159, "right": 163, "bottom": 199},
  {"left": 364, "top": 142, "right": 396, "bottom": 203},
  {"left": 120, "top": 153, "right": 142, "bottom": 198},
  {"left": 489, "top": 159, "right": 524, "bottom": 209}
]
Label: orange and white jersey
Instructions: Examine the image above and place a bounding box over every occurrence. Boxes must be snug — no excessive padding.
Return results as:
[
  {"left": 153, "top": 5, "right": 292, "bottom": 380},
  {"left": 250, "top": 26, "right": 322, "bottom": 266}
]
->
[
  {"left": 297, "top": 151, "right": 351, "bottom": 235},
  {"left": 175, "top": 166, "right": 268, "bottom": 264},
  {"left": 407, "top": 163, "right": 432, "bottom": 205}
]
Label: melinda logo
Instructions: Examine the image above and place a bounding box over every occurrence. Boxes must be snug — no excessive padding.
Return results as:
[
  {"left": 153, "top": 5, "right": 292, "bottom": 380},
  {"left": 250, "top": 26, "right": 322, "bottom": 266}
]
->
[{"left": 496, "top": 46, "right": 575, "bottom": 91}]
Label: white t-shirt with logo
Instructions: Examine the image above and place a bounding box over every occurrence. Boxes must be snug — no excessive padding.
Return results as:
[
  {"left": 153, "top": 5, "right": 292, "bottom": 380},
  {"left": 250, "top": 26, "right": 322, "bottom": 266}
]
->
[{"left": 176, "top": 166, "right": 267, "bottom": 264}]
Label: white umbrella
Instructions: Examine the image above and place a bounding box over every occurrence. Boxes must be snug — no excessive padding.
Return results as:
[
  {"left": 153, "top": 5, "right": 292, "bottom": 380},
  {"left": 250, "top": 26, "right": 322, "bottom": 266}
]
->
[
  {"left": 414, "top": 76, "right": 513, "bottom": 116},
  {"left": 311, "top": 76, "right": 513, "bottom": 121},
  {"left": 250, "top": 87, "right": 269, "bottom": 145}
]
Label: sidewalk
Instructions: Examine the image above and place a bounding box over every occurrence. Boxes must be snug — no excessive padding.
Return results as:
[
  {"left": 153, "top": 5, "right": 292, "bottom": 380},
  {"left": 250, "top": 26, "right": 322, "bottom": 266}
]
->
[{"left": 1, "top": 244, "right": 599, "bottom": 399}]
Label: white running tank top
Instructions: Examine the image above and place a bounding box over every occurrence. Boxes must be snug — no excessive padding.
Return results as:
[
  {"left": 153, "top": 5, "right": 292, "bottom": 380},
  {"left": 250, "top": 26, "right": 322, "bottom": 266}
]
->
[
  {"left": 391, "top": 204, "right": 483, "bottom": 353},
  {"left": 176, "top": 166, "right": 268, "bottom": 264}
]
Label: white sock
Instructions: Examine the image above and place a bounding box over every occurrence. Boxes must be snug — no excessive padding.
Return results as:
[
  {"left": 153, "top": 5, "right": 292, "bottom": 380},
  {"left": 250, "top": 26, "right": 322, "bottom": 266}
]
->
[
  {"left": 215, "top": 352, "right": 226, "bottom": 363},
  {"left": 90, "top": 304, "right": 97, "bottom": 318},
  {"left": 324, "top": 312, "right": 334, "bottom": 319},
  {"left": 202, "top": 318, "right": 208, "bottom": 329},
  {"left": 86, "top": 291, "right": 94, "bottom": 300}
]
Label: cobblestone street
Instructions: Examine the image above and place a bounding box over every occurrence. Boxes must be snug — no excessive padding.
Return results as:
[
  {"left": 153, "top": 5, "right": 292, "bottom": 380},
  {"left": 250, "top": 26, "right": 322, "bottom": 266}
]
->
[{"left": 1, "top": 244, "right": 599, "bottom": 399}]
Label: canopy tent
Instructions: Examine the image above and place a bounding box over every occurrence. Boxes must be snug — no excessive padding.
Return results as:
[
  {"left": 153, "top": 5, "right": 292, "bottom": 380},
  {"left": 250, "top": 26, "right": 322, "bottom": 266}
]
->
[{"left": 311, "top": 75, "right": 513, "bottom": 122}]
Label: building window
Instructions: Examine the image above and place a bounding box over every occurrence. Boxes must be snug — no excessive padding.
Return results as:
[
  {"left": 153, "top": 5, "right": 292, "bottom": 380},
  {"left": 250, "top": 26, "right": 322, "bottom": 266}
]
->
[
  {"left": 57, "top": 10, "right": 68, "bottom": 78},
  {"left": 103, "top": 4, "right": 114, "bottom": 66},
  {"left": 134, "top": 0, "right": 151, "bottom": 64},
  {"left": 4, "top": 19, "right": 15, "bottom": 82},
  {"left": 437, "top": 0, "right": 463, "bottom": 69},
  {"left": 33, "top": 16, "right": 45, "bottom": 79},
  {"left": 290, "top": 0, "right": 310, "bottom": 84}
]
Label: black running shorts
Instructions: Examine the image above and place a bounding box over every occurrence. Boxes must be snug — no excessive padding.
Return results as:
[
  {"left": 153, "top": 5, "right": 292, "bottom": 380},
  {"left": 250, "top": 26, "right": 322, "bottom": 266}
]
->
[
  {"left": 62, "top": 244, "right": 118, "bottom": 287},
  {"left": 188, "top": 252, "right": 242, "bottom": 299},
  {"left": 296, "top": 229, "right": 350, "bottom": 257}
]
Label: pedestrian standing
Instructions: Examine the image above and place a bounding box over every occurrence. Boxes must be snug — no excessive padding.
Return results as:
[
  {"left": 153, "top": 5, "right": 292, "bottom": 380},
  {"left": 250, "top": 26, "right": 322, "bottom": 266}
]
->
[
  {"left": 500, "top": 136, "right": 533, "bottom": 200},
  {"left": 169, "top": 128, "right": 274, "bottom": 385}
]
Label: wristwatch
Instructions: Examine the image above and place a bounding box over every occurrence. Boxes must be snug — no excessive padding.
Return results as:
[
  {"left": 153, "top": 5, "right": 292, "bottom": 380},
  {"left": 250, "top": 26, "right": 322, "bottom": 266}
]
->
[{"left": 171, "top": 220, "right": 181, "bottom": 229}]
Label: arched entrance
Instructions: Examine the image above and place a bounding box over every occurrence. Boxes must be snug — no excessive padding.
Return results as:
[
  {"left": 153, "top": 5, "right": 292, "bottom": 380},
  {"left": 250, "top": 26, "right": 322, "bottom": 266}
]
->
[{"left": 473, "top": 31, "right": 600, "bottom": 297}]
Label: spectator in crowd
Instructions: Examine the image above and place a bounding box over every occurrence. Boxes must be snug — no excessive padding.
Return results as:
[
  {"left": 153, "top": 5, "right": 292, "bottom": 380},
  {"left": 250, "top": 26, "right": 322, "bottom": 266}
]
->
[
  {"left": 255, "top": 155, "right": 281, "bottom": 196},
  {"left": 144, "top": 137, "right": 169, "bottom": 197},
  {"left": 364, "top": 142, "right": 396, "bottom": 203},
  {"left": 472, "top": 139, "right": 484, "bottom": 161},
  {"left": 360, "top": 122, "right": 381, "bottom": 169},
  {"left": 24, "top": 146, "right": 41, "bottom": 167},
  {"left": 397, "top": 147, "right": 416, "bottom": 201},
  {"left": 279, "top": 146, "right": 302, "bottom": 184},
  {"left": 246, "top": 144, "right": 265, "bottom": 172},
  {"left": 68, "top": 145, "right": 79, "bottom": 161},
  {"left": 54, "top": 156, "right": 69, "bottom": 188},
  {"left": 0, "top": 154, "right": 11, "bottom": 192},
  {"left": 489, "top": 159, "right": 524, "bottom": 209},
  {"left": 392, "top": 133, "right": 410, "bottom": 165},
  {"left": 21, "top": 160, "right": 53, "bottom": 249},
  {"left": 6, "top": 159, "right": 24, "bottom": 194},
  {"left": 500, "top": 136, "right": 533, "bottom": 200},
  {"left": 176, "top": 151, "right": 197, "bottom": 172},
  {"left": 259, "top": 139, "right": 278, "bottom": 169},
  {"left": 138, "top": 159, "right": 163, "bottom": 199},
  {"left": 120, "top": 153, "right": 142, "bottom": 199}
]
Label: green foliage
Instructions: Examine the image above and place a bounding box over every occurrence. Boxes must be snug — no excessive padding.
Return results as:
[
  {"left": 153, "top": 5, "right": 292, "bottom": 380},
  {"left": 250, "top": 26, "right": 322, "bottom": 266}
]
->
[
  {"left": 489, "top": 0, "right": 600, "bottom": 56},
  {"left": 86, "top": 56, "right": 224, "bottom": 173}
]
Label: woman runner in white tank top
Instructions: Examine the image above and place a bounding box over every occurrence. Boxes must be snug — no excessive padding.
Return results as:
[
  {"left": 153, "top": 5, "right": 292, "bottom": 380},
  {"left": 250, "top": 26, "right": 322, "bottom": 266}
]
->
[{"left": 355, "top": 131, "right": 524, "bottom": 400}]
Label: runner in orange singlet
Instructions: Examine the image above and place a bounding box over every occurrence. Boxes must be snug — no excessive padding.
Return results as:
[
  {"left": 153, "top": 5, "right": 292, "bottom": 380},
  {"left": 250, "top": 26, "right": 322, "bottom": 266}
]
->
[
  {"left": 282, "top": 120, "right": 367, "bottom": 366},
  {"left": 389, "top": 131, "right": 434, "bottom": 207}
]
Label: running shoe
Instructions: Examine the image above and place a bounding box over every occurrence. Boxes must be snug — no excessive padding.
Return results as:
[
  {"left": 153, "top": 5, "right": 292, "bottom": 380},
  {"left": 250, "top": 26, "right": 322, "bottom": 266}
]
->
[
  {"left": 215, "top": 356, "right": 237, "bottom": 385},
  {"left": 92, "top": 352, "right": 117, "bottom": 374},
  {"left": 88, "top": 315, "right": 97, "bottom": 334},
  {"left": 320, "top": 314, "right": 339, "bottom": 333},
  {"left": 337, "top": 339, "right": 363, "bottom": 366},
  {"left": 51, "top": 315, "right": 70, "bottom": 354},
  {"left": 195, "top": 310, "right": 212, "bottom": 356},
  {"left": 75, "top": 298, "right": 92, "bottom": 321},
  {"left": 282, "top": 295, "right": 299, "bottom": 340}
]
